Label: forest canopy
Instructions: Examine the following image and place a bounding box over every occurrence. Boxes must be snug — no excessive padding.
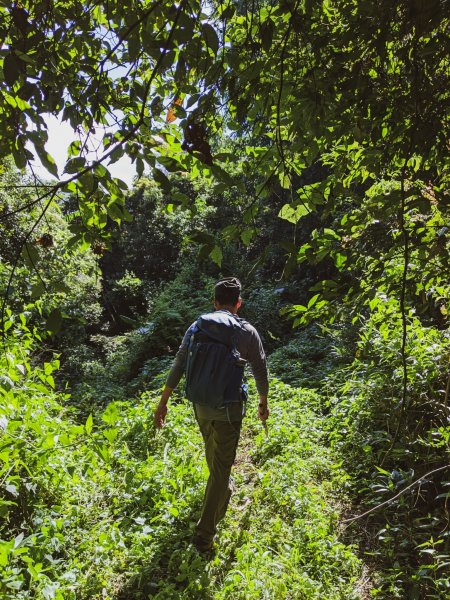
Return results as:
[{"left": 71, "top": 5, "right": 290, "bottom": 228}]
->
[{"left": 1, "top": 0, "right": 449, "bottom": 323}]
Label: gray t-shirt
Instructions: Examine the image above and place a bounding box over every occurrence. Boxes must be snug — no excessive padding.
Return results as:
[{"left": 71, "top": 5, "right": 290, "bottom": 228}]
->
[{"left": 165, "top": 310, "right": 269, "bottom": 421}]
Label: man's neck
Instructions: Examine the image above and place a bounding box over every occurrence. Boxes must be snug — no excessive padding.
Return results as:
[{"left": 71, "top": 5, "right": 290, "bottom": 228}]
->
[{"left": 216, "top": 305, "right": 238, "bottom": 315}]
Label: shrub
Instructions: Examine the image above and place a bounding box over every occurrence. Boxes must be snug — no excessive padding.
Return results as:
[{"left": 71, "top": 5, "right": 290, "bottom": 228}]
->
[
  {"left": 269, "top": 325, "right": 336, "bottom": 388},
  {"left": 326, "top": 302, "right": 450, "bottom": 598},
  {"left": 148, "top": 262, "right": 215, "bottom": 352},
  {"left": 239, "top": 283, "right": 291, "bottom": 351},
  {"left": 103, "top": 270, "right": 146, "bottom": 323}
]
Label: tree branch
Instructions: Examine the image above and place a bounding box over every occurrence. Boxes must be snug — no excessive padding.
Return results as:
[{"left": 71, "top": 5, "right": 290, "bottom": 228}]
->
[{"left": 343, "top": 464, "right": 450, "bottom": 524}]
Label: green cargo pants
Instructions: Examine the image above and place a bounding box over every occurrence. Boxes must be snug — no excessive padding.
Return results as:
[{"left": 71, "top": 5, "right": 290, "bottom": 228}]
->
[{"left": 194, "top": 414, "right": 242, "bottom": 544}]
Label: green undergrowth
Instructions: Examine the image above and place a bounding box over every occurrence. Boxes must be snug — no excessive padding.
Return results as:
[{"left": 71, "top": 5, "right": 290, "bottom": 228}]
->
[{"left": 1, "top": 342, "right": 366, "bottom": 599}]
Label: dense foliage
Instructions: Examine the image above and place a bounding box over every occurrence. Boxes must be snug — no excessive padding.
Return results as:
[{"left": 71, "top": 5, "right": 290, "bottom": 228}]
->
[
  {"left": 1, "top": 345, "right": 365, "bottom": 599},
  {"left": 1, "top": 0, "right": 450, "bottom": 598}
]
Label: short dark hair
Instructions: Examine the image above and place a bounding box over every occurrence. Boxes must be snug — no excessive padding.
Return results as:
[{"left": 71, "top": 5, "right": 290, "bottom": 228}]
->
[{"left": 214, "top": 277, "right": 241, "bottom": 306}]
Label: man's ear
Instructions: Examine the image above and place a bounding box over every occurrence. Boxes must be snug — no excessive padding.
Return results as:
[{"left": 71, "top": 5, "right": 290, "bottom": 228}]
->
[{"left": 236, "top": 298, "right": 242, "bottom": 310}]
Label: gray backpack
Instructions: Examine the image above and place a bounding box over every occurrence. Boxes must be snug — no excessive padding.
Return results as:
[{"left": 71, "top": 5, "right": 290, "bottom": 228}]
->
[{"left": 185, "top": 311, "right": 246, "bottom": 407}]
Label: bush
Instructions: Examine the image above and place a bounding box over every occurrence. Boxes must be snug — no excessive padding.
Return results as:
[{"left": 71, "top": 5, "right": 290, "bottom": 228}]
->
[
  {"left": 148, "top": 262, "right": 215, "bottom": 352},
  {"left": 103, "top": 270, "right": 146, "bottom": 323},
  {"left": 238, "top": 283, "right": 291, "bottom": 352},
  {"left": 0, "top": 332, "right": 206, "bottom": 598},
  {"left": 269, "top": 325, "right": 336, "bottom": 388},
  {"left": 60, "top": 263, "right": 215, "bottom": 410},
  {"left": 326, "top": 301, "right": 450, "bottom": 598}
]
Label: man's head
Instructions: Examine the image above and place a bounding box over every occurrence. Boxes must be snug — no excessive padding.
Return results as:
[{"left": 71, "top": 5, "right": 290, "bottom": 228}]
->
[{"left": 214, "top": 277, "right": 242, "bottom": 312}]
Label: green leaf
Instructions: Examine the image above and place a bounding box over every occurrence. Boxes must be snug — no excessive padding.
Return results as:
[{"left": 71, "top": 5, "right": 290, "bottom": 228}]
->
[
  {"left": 79, "top": 171, "right": 96, "bottom": 192},
  {"left": 241, "top": 228, "right": 255, "bottom": 246},
  {"left": 210, "top": 244, "right": 223, "bottom": 266},
  {"left": 103, "top": 428, "right": 118, "bottom": 443},
  {"left": 12, "top": 5, "right": 29, "bottom": 31},
  {"left": 323, "top": 228, "right": 340, "bottom": 240},
  {"left": 375, "top": 466, "right": 391, "bottom": 476},
  {"left": 153, "top": 168, "right": 171, "bottom": 193},
  {"left": 12, "top": 144, "right": 27, "bottom": 169},
  {"left": 157, "top": 156, "right": 182, "bottom": 172},
  {"left": 34, "top": 145, "right": 59, "bottom": 178},
  {"left": 282, "top": 253, "right": 297, "bottom": 278},
  {"left": 85, "top": 414, "right": 93, "bottom": 435},
  {"left": 255, "top": 179, "right": 270, "bottom": 198},
  {"left": 190, "top": 231, "right": 216, "bottom": 245},
  {"left": 44, "top": 362, "right": 53, "bottom": 375},
  {"left": 171, "top": 191, "right": 189, "bottom": 205},
  {"left": 21, "top": 243, "right": 40, "bottom": 268},
  {"left": 45, "top": 308, "right": 62, "bottom": 334},
  {"left": 0, "top": 376, "right": 14, "bottom": 391},
  {"left": 260, "top": 19, "right": 275, "bottom": 52},
  {"left": 136, "top": 157, "right": 144, "bottom": 178},
  {"left": 175, "top": 52, "right": 187, "bottom": 82},
  {"left": 210, "top": 164, "right": 235, "bottom": 186},
  {"left": 108, "top": 145, "right": 124, "bottom": 164},
  {"left": 3, "top": 53, "right": 22, "bottom": 86},
  {"left": 198, "top": 243, "right": 213, "bottom": 261},
  {"left": 16, "top": 364, "right": 25, "bottom": 375},
  {"left": 64, "top": 156, "right": 86, "bottom": 174},
  {"left": 334, "top": 252, "right": 347, "bottom": 269},
  {"left": 292, "top": 304, "right": 308, "bottom": 313},
  {"left": 106, "top": 200, "right": 127, "bottom": 224},
  {"left": 6, "top": 484, "right": 19, "bottom": 497},
  {"left": 67, "top": 140, "right": 81, "bottom": 157},
  {"left": 102, "top": 402, "right": 120, "bottom": 425},
  {"left": 41, "top": 583, "right": 59, "bottom": 600},
  {"left": 175, "top": 24, "right": 194, "bottom": 44},
  {"left": 202, "top": 23, "right": 219, "bottom": 55},
  {"left": 93, "top": 163, "right": 110, "bottom": 179},
  {"left": 221, "top": 224, "right": 239, "bottom": 241},
  {"left": 278, "top": 203, "right": 310, "bottom": 224},
  {"left": 119, "top": 314, "right": 139, "bottom": 326},
  {"left": 243, "top": 205, "right": 258, "bottom": 224},
  {"left": 0, "top": 541, "right": 12, "bottom": 567},
  {"left": 186, "top": 93, "right": 201, "bottom": 109},
  {"left": 279, "top": 172, "right": 291, "bottom": 189},
  {"left": 31, "top": 281, "right": 45, "bottom": 299},
  {"left": 160, "top": 49, "right": 176, "bottom": 69},
  {"left": 307, "top": 294, "right": 320, "bottom": 308},
  {"left": 128, "top": 30, "right": 141, "bottom": 62}
]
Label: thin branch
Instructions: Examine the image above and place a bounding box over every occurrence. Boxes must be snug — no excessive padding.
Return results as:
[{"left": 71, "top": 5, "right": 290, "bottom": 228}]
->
[
  {"left": 343, "top": 464, "right": 450, "bottom": 524},
  {"left": 86, "top": 0, "right": 165, "bottom": 85},
  {"left": 380, "top": 37, "right": 420, "bottom": 465},
  {"left": 275, "top": 17, "right": 293, "bottom": 171},
  {"left": 387, "top": 170, "right": 410, "bottom": 445},
  {"left": 0, "top": 184, "right": 53, "bottom": 189},
  {"left": 1, "top": 190, "right": 57, "bottom": 344}
]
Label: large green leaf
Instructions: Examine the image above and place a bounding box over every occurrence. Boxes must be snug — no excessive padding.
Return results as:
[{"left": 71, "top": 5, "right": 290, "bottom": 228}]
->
[
  {"left": 45, "top": 308, "right": 62, "bottom": 334},
  {"left": 278, "top": 203, "right": 311, "bottom": 224}
]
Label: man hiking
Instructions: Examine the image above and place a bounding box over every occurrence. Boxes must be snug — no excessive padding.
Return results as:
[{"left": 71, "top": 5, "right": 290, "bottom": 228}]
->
[{"left": 154, "top": 277, "right": 269, "bottom": 553}]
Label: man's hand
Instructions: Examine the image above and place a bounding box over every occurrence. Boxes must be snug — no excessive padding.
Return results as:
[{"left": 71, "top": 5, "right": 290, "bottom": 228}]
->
[
  {"left": 154, "top": 386, "right": 173, "bottom": 428},
  {"left": 258, "top": 398, "right": 270, "bottom": 422},
  {"left": 154, "top": 402, "right": 168, "bottom": 428}
]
